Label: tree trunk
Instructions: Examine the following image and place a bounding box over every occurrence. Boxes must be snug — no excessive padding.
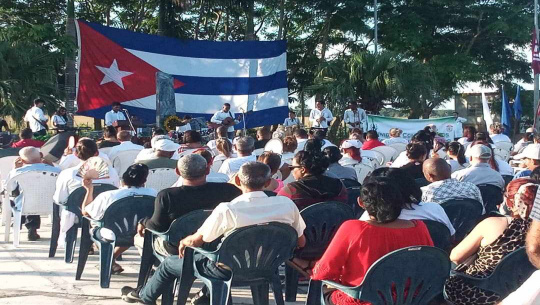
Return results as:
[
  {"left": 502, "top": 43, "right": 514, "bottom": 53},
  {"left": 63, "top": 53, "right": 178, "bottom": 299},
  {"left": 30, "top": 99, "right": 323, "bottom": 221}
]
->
[
  {"left": 65, "top": 0, "right": 76, "bottom": 127},
  {"left": 277, "top": 0, "right": 285, "bottom": 40},
  {"left": 157, "top": 0, "right": 167, "bottom": 36},
  {"left": 245, "top": 0, "right": 255, "bottom": 40}
]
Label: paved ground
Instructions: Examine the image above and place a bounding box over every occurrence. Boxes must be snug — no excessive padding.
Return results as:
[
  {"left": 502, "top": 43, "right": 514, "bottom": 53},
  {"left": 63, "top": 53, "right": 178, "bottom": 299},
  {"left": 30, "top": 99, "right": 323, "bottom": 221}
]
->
[{"left": 0, "top": 218, "right": 307, "bottom": 305}]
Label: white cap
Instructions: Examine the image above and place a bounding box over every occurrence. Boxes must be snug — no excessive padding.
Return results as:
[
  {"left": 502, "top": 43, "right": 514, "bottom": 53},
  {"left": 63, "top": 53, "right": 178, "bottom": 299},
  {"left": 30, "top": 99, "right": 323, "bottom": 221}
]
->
[
  {"left": 153, "top": 138, "right": 178, "bottom": 152},
  {"left": 341, "top": 140, "right": 362, "bottom": 149},
  {"left": 526, "top": 127, "right": 535, "bottom": 133},
  {"left": 468, "top": 144, "right": 492, "bottom": 159},
  {"left": 150, "top": 135, "right": 172, "bottom": 148},
  {"left": 514, "top": 144, "right": 540, "bottom": 160}
]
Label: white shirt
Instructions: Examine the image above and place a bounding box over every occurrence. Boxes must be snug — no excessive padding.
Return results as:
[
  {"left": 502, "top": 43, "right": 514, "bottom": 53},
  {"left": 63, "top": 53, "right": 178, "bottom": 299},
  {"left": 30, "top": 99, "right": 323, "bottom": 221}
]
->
[
  {"left": 382, "top": 137, "right": 408, "bottom": 145},
  {"left": 309, "top": 108, "right": 333, "bottom": 128},
  {"left": 343, "top": 108, "right": 367, "bottom": 129},
  {"left": 107, "top": 141, "right": 144, "bottom": 161},
  {"left": 84, "top": 186, "right": 157, "bottom": 220},
  {"left": 210, "top": 111, "right": 239, "bottom": 133},
  {"left": 7, "top": 163, "right": 61, "bottom": 210},
  {"left": 175, "top": 123, "right": 191, "bottom": 133},
  {"left": 281, "top": 152, "right": 295, "bottom": 165},
  {"left": 451, "top": 162, "right": 505, "bottom": 189},
  {"left": 490, "top": 133, "right": 512, "bottom": 143},
  {"left": 390, "top": 151, "right": 409, "bottom": 168},
  {"left": 218, "top": 154, "right": 257, "bottom": 178},
  {"left": 24, "top": 106, "right": 48, "bottom": 132},
  {"left": 495, "top": 158, "right": 514, "bottom": 176},
  {"left": 283, "top": 118, "right": 300, "bottom": 127},
  {"left": 172, "top": 172, "right": 229, "bottom": 187},
  {"left": 295, "top": 138, "right": 308, "bottom": 153},
  {"left": 446, "top": 159, "right": 468, "bottom": 173},
  {"left": 53, "top": 162, "right": 120, "bottom": 205},
  {"left": 453, "top": 117, "right": 467, "bottom": 138},
  {"left": 360, "top": 201, "right": 456, "bottom": 235},
  {"left": 500, "top": 270, "right": 540, "bottom": 305},
  {"left": 57, "top": 151, "right": 111, "bottom": 170},
  {"left": 513, "top": 139, "right": 530, "bottom": 153},
  {"left": 457, "top": 137, "right": 472, "bottom": 149},
  {"left": 196, "top": 191, "right": 306, "bottom": 242},
  {"left": 104, "top": 110, "right": 126, "bottom": 126},
  {"left": 52, "top": 115, "right": 67, "bottom": 127}
]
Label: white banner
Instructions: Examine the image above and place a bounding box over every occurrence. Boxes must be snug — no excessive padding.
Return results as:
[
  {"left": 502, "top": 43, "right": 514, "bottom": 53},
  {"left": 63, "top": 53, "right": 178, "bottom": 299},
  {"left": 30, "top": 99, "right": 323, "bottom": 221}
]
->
[{"left": 367, "top": 115, "right": 457, "bottom": 141}]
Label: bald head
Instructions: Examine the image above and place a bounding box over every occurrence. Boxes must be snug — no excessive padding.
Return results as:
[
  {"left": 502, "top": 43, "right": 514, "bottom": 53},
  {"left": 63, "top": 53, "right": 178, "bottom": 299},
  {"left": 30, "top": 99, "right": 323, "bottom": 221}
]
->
[
  {"left": 422, "top": 158, "right": 451, "bottom": 182},
  {"left": 19, "top": 147, "right": 41, "bottom": 164}
]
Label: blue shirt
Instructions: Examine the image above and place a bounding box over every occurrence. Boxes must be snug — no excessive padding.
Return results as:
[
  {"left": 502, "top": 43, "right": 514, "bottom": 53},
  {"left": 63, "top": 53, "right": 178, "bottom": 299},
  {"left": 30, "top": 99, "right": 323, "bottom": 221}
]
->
[{"left": 513, "top": 169, "right": 532, "bottom": 180}]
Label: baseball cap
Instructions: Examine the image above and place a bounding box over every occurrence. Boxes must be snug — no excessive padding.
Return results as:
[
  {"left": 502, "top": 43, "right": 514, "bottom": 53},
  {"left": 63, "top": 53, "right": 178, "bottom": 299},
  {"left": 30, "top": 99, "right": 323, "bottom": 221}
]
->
[
  {"left": 526, "top": 127, "right": 535, "bottom": 133},
  {"left": 341, "top": 140, "right": 362, "bottom": 149},
  {"left": 153, "top": 138, "right": 178, "bottom": 152},
  {"left": 514, "top": 144, "right": 540, "bottom": 160},
  {"left": 468, "top": 144, "right": 492, "bottom": 159}
]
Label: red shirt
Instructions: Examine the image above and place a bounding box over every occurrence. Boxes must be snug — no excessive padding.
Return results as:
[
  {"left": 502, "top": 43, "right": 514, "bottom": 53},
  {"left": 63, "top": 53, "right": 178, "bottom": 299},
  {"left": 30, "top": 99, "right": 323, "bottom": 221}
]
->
[
  {"left": 11, "top": 139, "right": 45, "bottom": 148},
  {"left": 361, "top": 139, "right": 385, "bottom": 150},
  {"left": 311, "top": 220, "right": 433, "bottom": 305}
]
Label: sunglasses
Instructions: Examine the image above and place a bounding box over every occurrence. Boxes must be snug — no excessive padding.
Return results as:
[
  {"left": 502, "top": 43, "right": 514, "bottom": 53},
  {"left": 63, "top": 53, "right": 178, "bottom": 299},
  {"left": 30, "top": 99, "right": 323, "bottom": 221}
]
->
[{"left": 288, "top": 165, "right": 303, "bottom": 170}]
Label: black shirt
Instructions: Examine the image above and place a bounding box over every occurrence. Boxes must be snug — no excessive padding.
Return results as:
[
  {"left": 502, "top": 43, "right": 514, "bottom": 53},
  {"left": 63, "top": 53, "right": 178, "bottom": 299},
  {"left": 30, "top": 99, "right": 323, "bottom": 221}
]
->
[
  {"left": 401, "top": 161, "right": 425, "bottom": 179},
  {"left": 142, "top": 182, "right": 242, "bottom": 233},
  {"left": 98, "top": 140, "right": 121, "bottom": 148},
  {"left": 254, "top": 139, "right": 270, "bottom": 149}
]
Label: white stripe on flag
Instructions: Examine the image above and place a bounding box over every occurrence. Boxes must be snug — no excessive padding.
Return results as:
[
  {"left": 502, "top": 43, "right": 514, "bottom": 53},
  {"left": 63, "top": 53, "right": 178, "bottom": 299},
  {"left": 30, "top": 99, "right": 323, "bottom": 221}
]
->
[
  {"left": 122, "top": 88, "right": 288, "bottom": 113},
  {"left": 126, "top": 49, "right": 287, "bottom": 78}
]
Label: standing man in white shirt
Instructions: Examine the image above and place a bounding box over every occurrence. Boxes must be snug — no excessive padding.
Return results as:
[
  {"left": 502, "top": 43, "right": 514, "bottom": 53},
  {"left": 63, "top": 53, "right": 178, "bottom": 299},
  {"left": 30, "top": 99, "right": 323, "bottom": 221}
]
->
[
  {"left": 343, "top": 100, "right": 367, "bottom": 131},
  {"left": 452, "top": 111, "right": 467, "bottom": 140},
  {"left": 283, "top": 110, "right": 300, "bottom": 127},
  {"left": 24, "top": 98, "right": 49, "bottom": 136},
  {"left": 210, "top": 103, "right": 240, "bottom": 139},
  {"left": 105, "top": 102, "right": 127, "bottom": 127},
  {"left": 309, "top": 100, "right": 333, "bottom": 135}
]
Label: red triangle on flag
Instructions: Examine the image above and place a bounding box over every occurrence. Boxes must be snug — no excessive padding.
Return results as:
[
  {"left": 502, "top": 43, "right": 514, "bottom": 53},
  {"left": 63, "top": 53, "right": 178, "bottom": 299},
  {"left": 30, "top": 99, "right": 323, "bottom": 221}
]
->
[{"left": 77, "top": 21, "right": 184, "bottom": 112}]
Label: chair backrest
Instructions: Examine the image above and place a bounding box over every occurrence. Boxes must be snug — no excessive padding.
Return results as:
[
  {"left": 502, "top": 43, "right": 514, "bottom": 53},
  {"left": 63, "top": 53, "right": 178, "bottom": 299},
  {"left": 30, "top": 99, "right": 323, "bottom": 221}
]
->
[
  {"left": 99, "top": 147, "right": 113, "bottom": 156},
  {"left": 353, "top": 163, "right": 373, "bottom": 184},
  {"left": 477, "top": 184, "right": 503, "bottom": 214},
  {"left": 494, "top": 141, "right": 513, "bottom": 152},
  {"left": 213, "top": 222, "right": 298, "bottom": 281},
  {"left": 493, "top": 147, "right": 510, "bottom": 162},
  {"left": 8, "top": 170, "right": 59, "bottom": 215},
  {"left": 145, "top": 168, "right": 178, "bottom": 192},
  {"left": 296, "top": 202, "right": 355, "bottom": 259},
  {"left": 111, "top": 150, "right": 141, "bottom": 177},
  {"left": 423, "top": 220, "right": 451, "bottom": 253},
  {"left": 388, "top": 143, "right": 407, "bottom": 155},
  {"left": 347, "top": 246, "right": 451, "bottom": 304},
  {"left": 99, "top": 195, "right": 155, "bottom": 246},
  {"left": 0, "top": 156, "right": 18, "bottom": 185},
  {"left": 371, "top": 146, "right": 398, "bottom": 164},
  {"left": 211, "top": 159, "right": 225, "bottom": 173},
  {"left": 341, "top": 179, "right": 364, "bottom": 218},
  {"left": 440, "top": 198, "right": 483, "bottom": 241},
  {"left": 474, "top": 247, "right": 536, "bottom": 297},
  {"left": 369, "top": 150, "right": 386, "bottom": 166},
  {"left": 165, "top": 209, "right": 212, "bottom": 246},
  {"left": 252, "top": 148, "right": 265, "bottom": 158},
  {"left": 65, "top": 184, "right": 118, "bottom": 215}
]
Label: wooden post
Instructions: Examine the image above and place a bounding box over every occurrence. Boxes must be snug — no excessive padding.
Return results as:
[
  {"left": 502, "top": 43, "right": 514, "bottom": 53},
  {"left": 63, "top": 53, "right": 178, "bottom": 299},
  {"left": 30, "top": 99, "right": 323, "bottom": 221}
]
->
[
  {"left": 65, "top": 0, "right": 76, "bottom": 127},
  {"left": 300, "top": 90, "right": 305, "bottom": 126}
]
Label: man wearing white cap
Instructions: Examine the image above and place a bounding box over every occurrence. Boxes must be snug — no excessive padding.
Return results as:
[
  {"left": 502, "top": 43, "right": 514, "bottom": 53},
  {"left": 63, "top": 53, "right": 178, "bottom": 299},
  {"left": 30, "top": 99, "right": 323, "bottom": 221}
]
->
[
  {"left": 452, "top": 144, "right": 504, "bottom": 189},
  {"left": 339, "top": 139, "right": 377, "bottom": 168},
  {"left": 512, "top": 143, "right": 540, "bottom": 179},
  {"left": 512, "top": 127, "right": 535, "bottom": 154},
  {"left": 136, "top": 137, "right": 179, "bottom": 169},
  {"left": 6, "top": 147, "right": 61, "bottom": 240}
]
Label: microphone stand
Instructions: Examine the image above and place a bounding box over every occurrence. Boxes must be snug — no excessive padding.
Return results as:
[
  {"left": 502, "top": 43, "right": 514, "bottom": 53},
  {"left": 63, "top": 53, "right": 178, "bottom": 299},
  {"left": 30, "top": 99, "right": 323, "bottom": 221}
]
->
[
  {"left": 241, "top": 108, "right": 247, "bottom": 137},
  {"left": 122, "top": 108, "right": 137, "bottom": 138}
]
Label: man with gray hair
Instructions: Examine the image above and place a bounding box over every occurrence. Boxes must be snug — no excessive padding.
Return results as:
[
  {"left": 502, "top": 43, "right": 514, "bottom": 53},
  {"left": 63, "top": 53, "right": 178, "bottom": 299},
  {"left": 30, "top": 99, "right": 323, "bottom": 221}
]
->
[
  {"left": 452, "top": 144, "right": 504, "bottom": 189},
  {"left": 6, "top": 147, "right": 61, "bottom": 240},
  {"left": 218, "top": 136, "right": 257, "bottom": 178},
  {"left": 135, "top": 154, "right": 241, "bottom": 255},
  {"left": 122, "top": 162, "right": 306, "bottom": 304}
]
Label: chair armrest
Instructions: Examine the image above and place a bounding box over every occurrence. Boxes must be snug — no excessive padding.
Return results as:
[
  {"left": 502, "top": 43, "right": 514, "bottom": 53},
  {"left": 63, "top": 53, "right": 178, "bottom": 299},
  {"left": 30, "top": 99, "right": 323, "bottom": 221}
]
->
[
  {"left": 145, "top": 227, "right": 169, "bottom": 242},
  {"left": 450, "top": 269, "right": 486, "bottom": 287},
  {"left": 188, "top": 245, "right": 220, "bottom": 262},
  {"left": 320, "top": 279, "right": 362, "bottom": 300},
  {"left": 83, "top": 215, "right": 103, "bottom": 227}
]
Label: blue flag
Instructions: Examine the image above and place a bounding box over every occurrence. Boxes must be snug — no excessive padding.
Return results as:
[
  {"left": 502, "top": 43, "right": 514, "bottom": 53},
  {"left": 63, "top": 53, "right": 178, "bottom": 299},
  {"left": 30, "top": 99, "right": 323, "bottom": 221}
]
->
[
  {"left": 514, "top": 85, "right": 522, "bottom": 121},
  {"left": 501, "top": 86, "right": 513, "bottom": 136}
]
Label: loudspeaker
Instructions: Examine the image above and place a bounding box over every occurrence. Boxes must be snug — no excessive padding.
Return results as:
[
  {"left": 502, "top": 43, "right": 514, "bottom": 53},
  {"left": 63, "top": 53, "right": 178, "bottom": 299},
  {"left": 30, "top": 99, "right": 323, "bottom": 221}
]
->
[{"left": 40, "top": 131, "right": 76, "bottom": 163}]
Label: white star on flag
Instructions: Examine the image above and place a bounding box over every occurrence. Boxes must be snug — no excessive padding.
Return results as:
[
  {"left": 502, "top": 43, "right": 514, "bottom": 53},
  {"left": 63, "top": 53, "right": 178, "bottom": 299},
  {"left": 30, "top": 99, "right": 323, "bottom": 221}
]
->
[{"left": 95, "top": 59, "right": 133, "bottom": 90}]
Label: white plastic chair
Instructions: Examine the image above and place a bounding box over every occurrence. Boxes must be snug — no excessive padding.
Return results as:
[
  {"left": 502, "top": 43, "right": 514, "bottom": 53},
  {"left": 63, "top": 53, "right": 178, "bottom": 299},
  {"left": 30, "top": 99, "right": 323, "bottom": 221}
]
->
[
  {"left": 0, "top": 156, "right": 18, "bottom": 228},
  {"left": 99, "top": 147, "right": 113, "bottom": 156},
  {"left": 372, "top": 146, "right": 398, "bottom": 164},
  {"left": 5, "top": 170, "right": 59, "bottom": 246},
  {"left": 493, "top": 147, "right": 510, "bottom": 162},
  {"left": 145, "top": 168, "right": 178, "bottom": 192},
  {"left": 370, "top": 150, "right": 386, "bottom": 166},
  {"left": 111, "top": 150, "right": 141, "bottom": 177},
  {"left": 253, "top": 148, "right": 265, "bottom": 158},
  {"left": 388, "top": 143, "right": 407, "bottom": 154},
  {"left": 494, "top": 141, "right": 513, "bottom": 153},
  {"left": 353, "top": 163, "right": 374, "bottom": 184}
]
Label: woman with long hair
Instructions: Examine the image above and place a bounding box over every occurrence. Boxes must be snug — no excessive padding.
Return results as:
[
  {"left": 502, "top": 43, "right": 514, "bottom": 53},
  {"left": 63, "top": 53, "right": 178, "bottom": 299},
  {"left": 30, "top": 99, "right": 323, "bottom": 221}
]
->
[
  {"left": 446, "top": 141, "right": 468, "bottom": 172},
  {"left": 52, "top": 106, "right": 68, "bottom": 131}
]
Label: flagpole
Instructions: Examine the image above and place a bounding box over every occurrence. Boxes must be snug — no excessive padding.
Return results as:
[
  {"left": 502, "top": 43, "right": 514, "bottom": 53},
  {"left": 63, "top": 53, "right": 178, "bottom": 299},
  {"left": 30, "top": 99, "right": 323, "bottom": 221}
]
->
[{"left": 535, "top": 0, "right": 539, "bottom": 130}]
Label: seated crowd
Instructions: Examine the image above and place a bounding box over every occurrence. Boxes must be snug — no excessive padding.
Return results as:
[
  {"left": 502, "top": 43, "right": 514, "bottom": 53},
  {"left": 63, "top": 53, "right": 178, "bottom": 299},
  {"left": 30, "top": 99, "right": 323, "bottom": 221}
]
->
[{"left": 3, "top": 119, "right": 540, "bottom": 305}]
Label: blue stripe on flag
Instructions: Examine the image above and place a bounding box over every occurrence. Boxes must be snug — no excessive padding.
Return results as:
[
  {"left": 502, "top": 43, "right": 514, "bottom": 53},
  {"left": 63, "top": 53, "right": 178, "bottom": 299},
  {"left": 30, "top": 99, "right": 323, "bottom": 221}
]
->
[
  {"left": 81, "top": 21, "right": 286, "bottom": 59},
  {"left": 173, "top": 71, "right": 287, "bottom": 95},
  {"left": 78, "top": 105, "right": 289, "bottom": 129}
]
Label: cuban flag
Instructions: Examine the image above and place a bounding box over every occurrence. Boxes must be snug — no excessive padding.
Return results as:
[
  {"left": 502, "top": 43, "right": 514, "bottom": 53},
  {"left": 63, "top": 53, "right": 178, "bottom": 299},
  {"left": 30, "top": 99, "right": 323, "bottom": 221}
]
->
[{"left": 75, "top": 20, "right": 288, "bottom": 128}]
